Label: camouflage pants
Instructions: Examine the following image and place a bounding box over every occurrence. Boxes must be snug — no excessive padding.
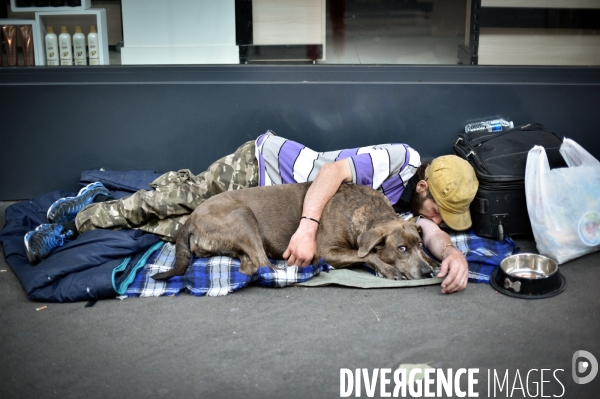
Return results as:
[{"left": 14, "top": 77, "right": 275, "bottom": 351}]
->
[{"left": 75, "top": 140, "right": 258, "bottom": 242}]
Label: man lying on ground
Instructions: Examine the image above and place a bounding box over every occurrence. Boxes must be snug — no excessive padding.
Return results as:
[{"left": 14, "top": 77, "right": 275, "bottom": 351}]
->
[{"left": 24, "top": 131, "right": 478, "bottom": 294}]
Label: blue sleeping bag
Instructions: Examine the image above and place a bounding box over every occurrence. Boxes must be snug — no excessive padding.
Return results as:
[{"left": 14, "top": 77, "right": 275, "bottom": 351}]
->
[{"left": 0, "top": 170, "right": 163, "bottom": 302}]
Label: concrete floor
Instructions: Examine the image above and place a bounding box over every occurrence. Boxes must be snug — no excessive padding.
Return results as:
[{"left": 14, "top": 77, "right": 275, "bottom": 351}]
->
[{"left": 1, "top": 201, "right": 599, "bottom": 399}]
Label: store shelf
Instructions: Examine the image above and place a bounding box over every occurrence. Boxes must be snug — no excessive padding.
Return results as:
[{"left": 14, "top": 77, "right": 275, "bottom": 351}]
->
[
  {"left": 10, "top": 0, "right": 91, "bottom": 13},
  {"left": 35, "top": 8, "right": 109, "bottom": 65},
  {"left": 0, "top": 18, "right": 42, "bottom": 65}
]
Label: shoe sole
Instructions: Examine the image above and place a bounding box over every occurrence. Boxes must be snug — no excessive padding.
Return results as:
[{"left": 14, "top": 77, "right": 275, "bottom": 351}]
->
[
  {"left": 24, "top": 229, "right": 39, "bottom": 265},
  {"left": 46, "top": 182, "right": 109, "bottom": 223}
]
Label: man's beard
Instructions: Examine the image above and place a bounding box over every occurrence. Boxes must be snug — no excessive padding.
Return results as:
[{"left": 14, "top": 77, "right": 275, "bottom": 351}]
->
[{"left": 410, "top": 189, "right": 433, "bottom": 216}]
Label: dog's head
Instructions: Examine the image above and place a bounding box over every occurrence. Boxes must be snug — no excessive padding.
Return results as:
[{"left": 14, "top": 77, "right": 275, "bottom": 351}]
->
[{"left": 356, "top": 220, "right": 440, "bottom": 280}]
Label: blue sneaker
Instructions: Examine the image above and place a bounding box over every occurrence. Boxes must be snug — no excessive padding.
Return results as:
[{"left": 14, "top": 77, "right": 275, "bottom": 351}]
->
[
  {"left": 24, "top": 223, "right": 74, "bottom": 265},
  {"left": 46, "top": 182, "right": 110, "bottom": 223}
]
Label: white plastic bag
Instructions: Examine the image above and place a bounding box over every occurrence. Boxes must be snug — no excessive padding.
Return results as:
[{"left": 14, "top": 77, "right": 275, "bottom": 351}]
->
[{"left": 525, "top": 138, "right": 600, "bottom": 264}]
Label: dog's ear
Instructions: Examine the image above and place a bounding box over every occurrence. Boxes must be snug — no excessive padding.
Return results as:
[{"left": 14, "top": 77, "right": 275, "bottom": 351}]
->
[{"left": 357, "top": 229, "right": 385, "bottom": 258}]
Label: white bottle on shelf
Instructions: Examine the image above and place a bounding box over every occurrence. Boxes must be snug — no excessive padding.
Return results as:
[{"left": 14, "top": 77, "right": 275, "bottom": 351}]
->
[
  {"left": 73, "top": 26, "right": 87, "bottom": 65},
  {"left": 88, "top": 25, "right": 99, "bottom": 65},
  {"left": 44, "top": 26, "right": 59, "bottom": 66},
  {"left": 58, "top": 26, "right": 73, "bottom": 66}
]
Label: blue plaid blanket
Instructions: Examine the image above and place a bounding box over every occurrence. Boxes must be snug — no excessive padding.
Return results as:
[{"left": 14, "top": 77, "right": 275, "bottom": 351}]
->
[
  {"left": 449, "top": 228, "right": 516, "bottom": 283},
  {"left": 121, "top": 228, "right": 515, "bottom": 297},
  {"left": 123, "top": 242, "right": 330, "bottom": 297}
]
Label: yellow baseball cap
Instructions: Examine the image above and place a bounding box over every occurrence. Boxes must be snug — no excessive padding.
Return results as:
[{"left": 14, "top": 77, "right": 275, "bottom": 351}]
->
[{"left": 425, "top": 155, "right": 479, "bottom": 231}]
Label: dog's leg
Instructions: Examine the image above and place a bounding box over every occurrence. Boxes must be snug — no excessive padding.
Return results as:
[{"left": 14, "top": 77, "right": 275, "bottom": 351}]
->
[
  {"left": 216, "top": 205, "right": 275, "bottom": 276},
  {"left": 422, "top": 249, "right": 441, "bottom": 270},
  {"left": 151, "top": 219, "right": 193, "bottom": 281},
  {"left": 323, "top": 248, "right": 403, "bottom": 280},
  {"left": 238, "top": 252, "right": 270, "bottom": 276},
  {"left": 233, "top": 231, "right": 274, "bottom": 277}
]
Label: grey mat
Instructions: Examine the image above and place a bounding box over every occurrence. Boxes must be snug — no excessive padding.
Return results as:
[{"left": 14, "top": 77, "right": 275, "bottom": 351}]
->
[{"left": 296, "top": 267, "right": 442, "bottom": 288}]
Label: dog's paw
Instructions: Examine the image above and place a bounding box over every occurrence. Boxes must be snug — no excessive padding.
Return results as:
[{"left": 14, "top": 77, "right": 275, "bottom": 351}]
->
[{"left": 379, "top": 267, "right": 405, "bottom": 281}]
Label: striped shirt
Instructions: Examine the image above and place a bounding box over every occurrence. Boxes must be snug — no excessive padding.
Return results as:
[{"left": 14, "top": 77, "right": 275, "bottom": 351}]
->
[{"left": 255, "top": 131, "right": 421, "bottom": 206}]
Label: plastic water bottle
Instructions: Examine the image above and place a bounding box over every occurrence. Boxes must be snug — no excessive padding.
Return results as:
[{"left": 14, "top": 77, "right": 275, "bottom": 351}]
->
[{"left": 465, "top": 119, "right": 514, "bottom": 133}]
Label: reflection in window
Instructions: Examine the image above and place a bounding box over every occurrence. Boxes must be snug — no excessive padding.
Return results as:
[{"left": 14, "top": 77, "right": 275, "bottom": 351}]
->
[
  {"left": 5, "top": 0, "right": 597, "bottom": 66},
  {"left": 239, "top": 0, "right": 467, "bottom": 65},
  {"left": 323, "top": 0, "right": 466, "bottom": 65}
]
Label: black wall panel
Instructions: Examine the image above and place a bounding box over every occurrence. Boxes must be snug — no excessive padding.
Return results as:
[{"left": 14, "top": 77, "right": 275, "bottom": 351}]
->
[{"left": 1, "top": 65, "right": 599, "bottom": 200}]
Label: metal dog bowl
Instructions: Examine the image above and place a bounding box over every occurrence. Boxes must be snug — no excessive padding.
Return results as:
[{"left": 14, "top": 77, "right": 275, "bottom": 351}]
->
[{"left": 490, "top": 253, "right": 566, "bottom": 299}]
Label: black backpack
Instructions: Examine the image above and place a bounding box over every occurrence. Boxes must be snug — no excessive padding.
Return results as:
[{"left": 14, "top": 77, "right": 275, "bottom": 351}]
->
[{"left": 453, "top": 123, "right": 565, "bottom": 240}]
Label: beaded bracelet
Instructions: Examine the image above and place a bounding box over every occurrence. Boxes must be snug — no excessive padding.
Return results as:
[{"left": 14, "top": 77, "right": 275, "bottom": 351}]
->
[{"left": 441, "top": 243, "right": 455, "bottom": 260}]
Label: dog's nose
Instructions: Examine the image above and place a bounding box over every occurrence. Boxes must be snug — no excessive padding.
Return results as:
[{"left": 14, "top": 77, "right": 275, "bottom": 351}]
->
[{"left": 420, "top": 265, "right": 434, "bottom": 278}]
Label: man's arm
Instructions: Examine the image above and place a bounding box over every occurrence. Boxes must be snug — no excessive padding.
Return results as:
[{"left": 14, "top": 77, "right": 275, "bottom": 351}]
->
[
  {"left": 417, "top": 217, "right": 469, "bottom": 294},
  {"left": 283, "top": 160, "right": 353, "bottom": 266}
]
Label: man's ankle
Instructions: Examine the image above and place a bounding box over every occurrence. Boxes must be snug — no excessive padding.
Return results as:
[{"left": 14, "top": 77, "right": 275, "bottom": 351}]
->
[
  {"left": 61, "top": 221, "right": 79, "bottom": 238},
  {"left": 93, "top": 194, "right": 113, "bottom": 203}
]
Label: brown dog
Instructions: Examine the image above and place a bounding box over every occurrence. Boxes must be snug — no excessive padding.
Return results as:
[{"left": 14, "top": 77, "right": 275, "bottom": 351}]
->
[{"left": 151, "top": 182, "right": 439, "bottom": 281}]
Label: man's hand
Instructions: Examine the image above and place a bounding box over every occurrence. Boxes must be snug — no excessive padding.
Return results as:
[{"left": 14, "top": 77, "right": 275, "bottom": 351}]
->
[
  {"left": 283, "top": 160, "right": 353, "bottom": 267},
  {"left": 436, "top": 246, "right": 469, "bottom": 294},
  {"left": 417, "top": 217, "right": 469, "bottom": 294},
  {"left": 283, "top": 220, "right": 318, "bottom": 267}
]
